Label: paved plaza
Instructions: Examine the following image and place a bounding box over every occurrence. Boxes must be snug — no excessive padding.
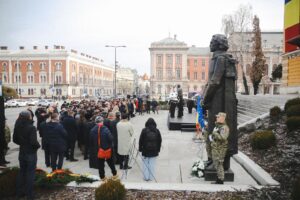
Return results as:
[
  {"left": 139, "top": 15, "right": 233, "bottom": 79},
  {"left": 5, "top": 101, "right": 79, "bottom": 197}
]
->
[{"left": 5, "top": 106, "right": 259, "bottom": 189}]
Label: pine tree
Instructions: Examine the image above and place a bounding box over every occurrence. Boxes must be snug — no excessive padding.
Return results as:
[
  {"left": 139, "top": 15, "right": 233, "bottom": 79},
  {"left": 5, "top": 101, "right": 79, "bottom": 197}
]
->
[{"left": 250, "top": 15, "right": 265, "bottom": 95}]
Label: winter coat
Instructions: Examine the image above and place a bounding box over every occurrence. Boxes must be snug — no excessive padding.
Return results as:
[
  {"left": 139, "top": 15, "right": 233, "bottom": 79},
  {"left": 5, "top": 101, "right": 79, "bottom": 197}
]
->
[
  {"left": 42, "top": 121, "right": 68, "bottom": 153},
  {"left": 111, "top": 119, "right": 120, "bottom": 150},
  {"left": 89, "top": 123, "right": 113, "bottom": 169},
  {"left": 117, "top": 120, "right": 134, "bottom": 155},
  {"left": 77, "top": 120, "right": 88, "bottom": 147},
  {"left": 139, "top": 127, "right": 162, "bottom": 157},
  {"left": 4, "top": 124, "right": 11, "bottom": 144},
  {"left": 62, "top": 115, "right": 78, "bottom": 142},
  {"left": 13, "top": 119, "right": 40, "bottom": 155}
]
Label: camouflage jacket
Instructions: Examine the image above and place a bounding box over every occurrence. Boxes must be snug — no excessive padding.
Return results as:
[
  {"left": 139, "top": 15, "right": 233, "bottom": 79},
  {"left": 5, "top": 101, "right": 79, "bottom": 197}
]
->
[{"left": 211, "top": 123, "right": 229, "bottom": 149}]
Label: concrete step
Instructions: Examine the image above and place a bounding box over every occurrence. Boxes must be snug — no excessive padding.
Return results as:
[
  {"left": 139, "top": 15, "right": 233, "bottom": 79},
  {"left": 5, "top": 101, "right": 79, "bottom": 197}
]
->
[{"left": 181, "top": 128, "right": 196, "bottom": 132}]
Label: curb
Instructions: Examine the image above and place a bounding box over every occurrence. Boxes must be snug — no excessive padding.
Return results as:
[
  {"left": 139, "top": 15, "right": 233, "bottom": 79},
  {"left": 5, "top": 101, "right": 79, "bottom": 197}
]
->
[
  {"left": 233, "top": 151, "right": 280, "bottom": 186},
  {"left": 67, "top": 181, "right": 263, "bottom": 192}
]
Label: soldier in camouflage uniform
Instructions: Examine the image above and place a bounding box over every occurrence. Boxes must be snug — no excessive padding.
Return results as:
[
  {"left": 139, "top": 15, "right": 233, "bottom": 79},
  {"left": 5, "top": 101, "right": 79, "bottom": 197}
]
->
[{"left": 210, "top": 112, "right": 229, "bottom": 184}]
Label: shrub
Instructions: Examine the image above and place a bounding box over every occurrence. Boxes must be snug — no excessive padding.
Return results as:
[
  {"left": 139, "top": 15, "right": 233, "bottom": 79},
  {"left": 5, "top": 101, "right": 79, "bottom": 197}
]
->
[
  {"left": 0, "top": 167, "right": 19, "bottom": 197},
  {"left": 291, "top": 176, "right": 300, "bottom": 200},
  {"left": 286, "top": 116, "right": 300, "bottom": 131},
  {"left": 270, "top": 106, "right": 281, "bottom": 121},
  {"left": 250, "top": 130, "right": 276, "bottom": 150},
  {"left": 287, "top": 104, "right": 300, "bottom": 117},
  {"left": 284, "top": 98, "right": 300, "bottom": 112},
  {"left": 95, "top": 178, "right": 126, "bottom": 200}
]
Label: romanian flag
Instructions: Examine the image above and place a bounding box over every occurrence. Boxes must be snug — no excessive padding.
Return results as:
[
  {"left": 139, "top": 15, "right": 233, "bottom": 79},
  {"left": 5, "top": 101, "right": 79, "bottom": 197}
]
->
[
  {"left": 196, "top": 96, "right": 205, "bottom": 129},
  {"left": 284, "top": 0, "right": 300, "bottom": 52}
]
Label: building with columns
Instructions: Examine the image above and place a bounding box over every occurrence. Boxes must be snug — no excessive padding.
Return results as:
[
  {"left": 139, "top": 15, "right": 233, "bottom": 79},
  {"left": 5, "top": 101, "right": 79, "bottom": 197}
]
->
[
  {"left": 228, "top": 31, "right": 283, "bottom": 94},
  {"left": 0, "top": 45, "right": 114, "bottom": 98},
  {"left": 116, "top": 67, "right": 138, "bottom": 96},
  {"left": 149, "top": 35, "right": 210, "bottom": 99}
]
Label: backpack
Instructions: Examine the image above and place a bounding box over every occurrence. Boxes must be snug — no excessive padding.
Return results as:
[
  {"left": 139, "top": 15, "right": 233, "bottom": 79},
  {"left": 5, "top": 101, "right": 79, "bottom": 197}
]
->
[{"left": 144, "top": 129, "right": 158, "bottom": 151}]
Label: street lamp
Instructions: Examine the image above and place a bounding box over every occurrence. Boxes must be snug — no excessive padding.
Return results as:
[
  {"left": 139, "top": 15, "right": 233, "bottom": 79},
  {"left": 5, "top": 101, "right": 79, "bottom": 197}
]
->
[{"left": 105, "top": 45, "right": 126, "bottom": 98}]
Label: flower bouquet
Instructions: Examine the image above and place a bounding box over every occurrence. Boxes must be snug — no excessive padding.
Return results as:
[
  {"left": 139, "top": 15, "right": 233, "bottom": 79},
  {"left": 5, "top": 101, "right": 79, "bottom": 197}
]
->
[{"left": 191, "top": 159, "right": 205, "bottom": 178}]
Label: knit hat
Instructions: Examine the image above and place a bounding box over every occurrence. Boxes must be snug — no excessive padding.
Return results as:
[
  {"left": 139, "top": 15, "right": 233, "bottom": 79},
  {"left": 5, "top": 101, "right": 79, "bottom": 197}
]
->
[{"left": 95, "top": 116, "right": 104, "bottom": 123}]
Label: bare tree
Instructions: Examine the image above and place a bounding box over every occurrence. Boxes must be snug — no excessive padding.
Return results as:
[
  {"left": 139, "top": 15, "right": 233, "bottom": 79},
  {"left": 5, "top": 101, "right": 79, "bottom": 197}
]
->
[
  {"left": 250, "top": 15, "right": 265, "bottom": 95},
  {"left": 222, "top": 4, "right": 253, "bottom": 94}
]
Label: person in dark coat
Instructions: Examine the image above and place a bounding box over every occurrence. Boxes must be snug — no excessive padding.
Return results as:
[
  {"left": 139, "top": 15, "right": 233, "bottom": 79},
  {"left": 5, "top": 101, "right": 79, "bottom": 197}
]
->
[
  {"left": 39, "top": 121, "right": 51, "bottom": 167},
  {"left": 44, "top": 113, "right": 68, "bottom": 171},
  {"left": 146, "top": 98, "right": 151, "bottom": 114},
  {"left": 151, "top": 98, "right": 158, "bottom": 114},
  {"left": 111, "top": 111, "right": 121, "bottom": 164},
  {"left": 84, "top": 114, "right": 95, "bottom": 160},
  {"left": 62, "top": 110, "right": 78, "bottom": 161},
  {"left": 77, "top": 110, "right": 88, "bottom": 152},
  {"left": 89, "top": 116, "right": 117, "bottom": 180},
  {"left": 13, "top": 110, "right": 40, "bottom": 200},
  {"left": 35, "top": 106, "right": 48, "bottom": 132},
  {"left": 139, "top": 118, "right": 162, "bottom": 181}
]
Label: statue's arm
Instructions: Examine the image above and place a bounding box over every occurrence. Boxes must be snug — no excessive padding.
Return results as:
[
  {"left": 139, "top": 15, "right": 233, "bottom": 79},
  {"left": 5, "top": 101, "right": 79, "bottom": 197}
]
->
[{"left": 203, "top": 57, "right": 226, "bottom": 107}]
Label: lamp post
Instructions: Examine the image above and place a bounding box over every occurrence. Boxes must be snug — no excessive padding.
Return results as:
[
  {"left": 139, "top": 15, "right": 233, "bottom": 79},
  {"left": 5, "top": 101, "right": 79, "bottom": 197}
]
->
[{"left": 105, "top": 45, "right": 126, "bottom": 98}]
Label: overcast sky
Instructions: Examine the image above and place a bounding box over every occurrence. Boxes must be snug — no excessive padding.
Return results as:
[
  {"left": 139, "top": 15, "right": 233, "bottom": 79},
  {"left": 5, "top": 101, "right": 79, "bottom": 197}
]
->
[{"left": 0, "top": 0, "right": 284, "bottom": 75}]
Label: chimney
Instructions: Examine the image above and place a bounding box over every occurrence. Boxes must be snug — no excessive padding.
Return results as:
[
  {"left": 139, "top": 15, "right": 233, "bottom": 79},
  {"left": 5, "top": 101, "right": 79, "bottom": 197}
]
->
[
  {"left": 45, "top": 45, "right": 48, "bottom": 49},
  {"left": 33, "top": 46, "right": 38, "bottom": 50},
  {"left": 174, "top": 34, "right": 177, "bottom": 40},
  {"left": 19, "top": 46, "right": 25, "bottom": 50},
  {"left": 0, "top": 46, "right": 8, "bottom": 50}
]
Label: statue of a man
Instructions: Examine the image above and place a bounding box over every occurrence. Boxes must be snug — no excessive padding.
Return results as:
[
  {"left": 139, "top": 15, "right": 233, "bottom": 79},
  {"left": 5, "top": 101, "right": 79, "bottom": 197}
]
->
[
  {"left": 203, "top": 34, "right": 238, "bottom": 170},
  {"left": 177, "top": 85, "right": 183, "bottom": 118}
]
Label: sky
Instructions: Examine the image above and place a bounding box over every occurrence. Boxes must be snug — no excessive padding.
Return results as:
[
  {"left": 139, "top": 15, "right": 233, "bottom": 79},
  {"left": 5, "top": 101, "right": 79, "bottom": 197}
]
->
[{"left": 0, "top": 0, "right": 284, "bottom": 75}]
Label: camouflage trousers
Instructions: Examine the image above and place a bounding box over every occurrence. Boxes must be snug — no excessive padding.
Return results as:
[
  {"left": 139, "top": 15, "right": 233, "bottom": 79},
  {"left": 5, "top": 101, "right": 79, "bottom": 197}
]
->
[{"left": 213, "top": 159, "right": 224, "bottom": 180}]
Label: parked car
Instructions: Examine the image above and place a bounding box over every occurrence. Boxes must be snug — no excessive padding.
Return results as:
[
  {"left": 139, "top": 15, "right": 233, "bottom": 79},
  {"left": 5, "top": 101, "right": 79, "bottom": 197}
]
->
[
  {"left": 6, "top": 99, "right": 28, "bottom": 107},
  {"left": 38, "top": 99, "right": 56, "bottom": 107},
  {"left": 27, "top": 98, "right": 39, "bottom": 106}
]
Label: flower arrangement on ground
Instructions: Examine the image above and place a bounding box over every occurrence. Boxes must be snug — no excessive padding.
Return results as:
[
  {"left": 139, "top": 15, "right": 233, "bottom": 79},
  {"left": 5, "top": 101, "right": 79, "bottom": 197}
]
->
[{"left": 191, "top": 159, "right": 205, "bottom": 178}]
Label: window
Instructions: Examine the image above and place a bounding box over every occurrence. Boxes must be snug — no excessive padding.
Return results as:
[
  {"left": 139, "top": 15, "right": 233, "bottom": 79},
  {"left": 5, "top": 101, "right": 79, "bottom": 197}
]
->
[
  {"left": 2, "top": 62, "right": 7, "bottom": 71},
  {"left": 194, "top": 59, "right": 198, "bottom": 67},
  {"left": 27, "top": 62, "right": 33, "bottom": 71},
  {"left": 264, "top": 64, "right": 269, "bottom": 75},
  {"left": 176, "top": 68, "right": 181, "bottom": 79},
  {"left": 187, "top": 59, "right": 190, "bottom": 66},
  {"left": 40, "top": 62, "right": 46, "bottom": 70},
  {"left": 55, "top": 62, "right": 62, "bottom": 71},
  {"left": 28, "top": 88, "right": 34, "bottom": 95},
  {"left": 167, "top": 69, "right": 172, "bottom": 79},
  {"left": 175, "top": 55, "right": 181, "bottom": 66},
  {"left": 72, "top": 64, "right": 76, "bottom": 71},
  {"left": 72, "top": 75, "right": 76, "bottom": 83},
  {"left": 157, "top": 85, "right": 161, "bottom": 94},
  {"left": 194, "top": 72, "right": 197, "bottom": 80},
  {"left": 40, "top": 88, "right": 46, "bottom": 95},
  {"left": 15, "top": 63, "right": 20, "bottom": 71},
  {"left": 187, "top": 71, "right": 190, "bottom": 79},
  {"left": 40, "top": 75, "right": 47, "bottom": 83},
  {"left": 156, "top": 55, "right": 162, "bottom": 65},
  {"left": 72, "top": 89, "right": 76, "bottom": 95},
  {"left": 194, "top": 85, "right": 197, "bottom": 91},
  {"left": 202, "top": 72, "right": 205, "bottom": 80},
  {"left": 166, "top": 54, "right": 173, "bottom": 67},
  {"left": 56, "top": 75, "right": 62, "bottom": 84},
  {"left": 27, "top": 75, "right": 34, "bottom": 83},
  {"left": 202, "top": 59, "right": 205, "bottom": 67},
  {"left": 156, "top": 69, "right": 163, "bottom": 79},
  {"left": 3, "top": 75, "right": 7, "bottom": 82},
  {"left": 56, "top": 88, "right": 62, "bottom": 95},
  {"left": 15, "top": 75, "right": 21, "bottom": 83}
]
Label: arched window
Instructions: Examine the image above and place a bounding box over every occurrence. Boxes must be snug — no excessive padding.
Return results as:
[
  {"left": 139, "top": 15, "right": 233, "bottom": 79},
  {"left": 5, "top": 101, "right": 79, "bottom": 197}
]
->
[
  {"left": 27, "top": 62, "right": 33, "bottom": 71},
  {"left": 3, "top": 75, "right": 7, "bottom": 82},
  {"left": 193, "top": 85, "right": 197, "bottom": 91},
  {"left": 55, "top": 62, "right": 62, "bottom": 71},
  {"left": 15, "top": 63, "right": 20, "bottom": 71},
  {"left": 2, "top": 62, "right": 7, "bottom": 71},
  {"left": 40, "top": 62, "right": 46, "bottom": 70}
]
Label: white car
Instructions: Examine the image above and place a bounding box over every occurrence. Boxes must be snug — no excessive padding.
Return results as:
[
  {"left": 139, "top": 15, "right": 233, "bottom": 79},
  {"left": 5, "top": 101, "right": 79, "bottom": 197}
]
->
[
  {"left": 27, "top": 98, "right": 39, "bottom": 106},
  {"left": 6, "top": 99, "right": 27, "bottom": 107},
  {"left": 38, "top": 99, "right": 56, "bottom": 107}
]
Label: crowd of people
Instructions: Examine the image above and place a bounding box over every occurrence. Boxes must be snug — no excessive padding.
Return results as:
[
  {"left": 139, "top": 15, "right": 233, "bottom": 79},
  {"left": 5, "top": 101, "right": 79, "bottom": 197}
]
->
[{"left": 10, "top": 96, "right": 162, "bottom": 199}]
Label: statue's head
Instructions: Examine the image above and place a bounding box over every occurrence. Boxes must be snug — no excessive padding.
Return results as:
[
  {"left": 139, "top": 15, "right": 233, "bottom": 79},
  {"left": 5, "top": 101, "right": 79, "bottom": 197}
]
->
[{"left": 210, "top": 34, "right": 229, "bottom": 52}]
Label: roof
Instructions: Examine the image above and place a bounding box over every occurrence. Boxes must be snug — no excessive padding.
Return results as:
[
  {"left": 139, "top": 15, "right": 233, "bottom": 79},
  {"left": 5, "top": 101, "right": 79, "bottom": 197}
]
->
[
  {"left": 151, "top": 37, "right": 187, "bottom": 47},
  {"left": 187, "top": 46, "right": 211, "bottom": 56}
]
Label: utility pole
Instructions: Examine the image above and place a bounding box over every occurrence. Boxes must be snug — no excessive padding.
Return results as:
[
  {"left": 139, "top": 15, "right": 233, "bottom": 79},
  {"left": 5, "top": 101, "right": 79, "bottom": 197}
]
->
[{"left": 105, "top": 45, "right": 126, "bottom": 98}]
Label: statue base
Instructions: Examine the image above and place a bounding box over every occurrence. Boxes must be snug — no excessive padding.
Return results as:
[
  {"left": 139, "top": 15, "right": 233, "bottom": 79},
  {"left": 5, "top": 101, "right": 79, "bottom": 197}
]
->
[
  {"left": 167, "top": 112, "right": 196, "bottom": 131},
  {"left": 204, "top": 167, "right": 234, "bottom": 182}
]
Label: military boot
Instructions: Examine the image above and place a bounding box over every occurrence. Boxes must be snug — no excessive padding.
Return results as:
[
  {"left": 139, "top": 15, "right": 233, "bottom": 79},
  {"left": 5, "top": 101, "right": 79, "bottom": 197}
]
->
[{"left": 212, "top": 178, "right": 224, "bottom": 184}]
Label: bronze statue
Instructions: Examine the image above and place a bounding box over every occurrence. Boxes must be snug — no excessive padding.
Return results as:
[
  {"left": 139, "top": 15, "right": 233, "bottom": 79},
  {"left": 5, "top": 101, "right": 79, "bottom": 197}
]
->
[
  {"left": 177, "top": 85, "right": 183, "bottom": 118},
  {"left": 203, "top": 34, "right": 238, "bottom": 170}
]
